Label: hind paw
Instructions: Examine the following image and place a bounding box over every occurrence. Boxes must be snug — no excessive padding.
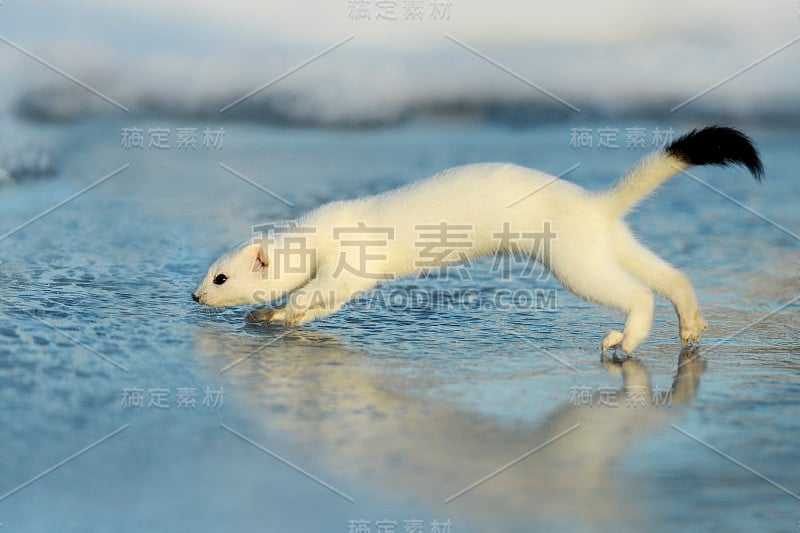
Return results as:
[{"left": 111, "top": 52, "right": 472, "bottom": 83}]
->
[
  {"left": 680, "top": 312, "right": 708, "bottom": 345},
  {"left": 601, "top": 330, "right": 625, "bottom": 353}
]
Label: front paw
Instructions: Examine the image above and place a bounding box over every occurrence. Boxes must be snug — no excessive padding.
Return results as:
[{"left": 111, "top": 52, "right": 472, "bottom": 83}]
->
[
  {"left": 249, "top": 306, "right": 305, "bottom": 326},
  {"left": 272, "top": 307, "right": 312, "bottom": 326},
  {"left": 281, "top": 306, "right": 310, "bottom": 326},
  {"left": 246, "top": 308, "right": 274, "bottom": 323}
]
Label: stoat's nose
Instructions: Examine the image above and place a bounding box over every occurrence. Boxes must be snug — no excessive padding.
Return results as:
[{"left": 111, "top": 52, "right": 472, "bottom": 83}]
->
[{"left": 191, "top": 293, "right": 200, "bottom": 303}]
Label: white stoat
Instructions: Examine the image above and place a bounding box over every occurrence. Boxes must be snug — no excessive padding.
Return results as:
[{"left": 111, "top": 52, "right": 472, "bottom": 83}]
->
[{"left": 193, "top": 126, "right": 763, "bottom": 354}]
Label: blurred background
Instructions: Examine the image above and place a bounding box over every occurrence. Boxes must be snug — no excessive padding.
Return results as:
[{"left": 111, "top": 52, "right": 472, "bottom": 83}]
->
[{"left": 1, "top": 0, "right": 799, "bottom": 126}]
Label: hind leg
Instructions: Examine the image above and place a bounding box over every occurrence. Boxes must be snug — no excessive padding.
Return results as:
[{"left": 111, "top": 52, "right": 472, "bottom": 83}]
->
[
  {"left": 560, "top": 258, "right": 655, "bottom": 355},
  {"left": 612, "top": 226, "right": 707, "bottom": 344},
  {"left": 599, "top": 279, "right": 654, "bottom": 355}
]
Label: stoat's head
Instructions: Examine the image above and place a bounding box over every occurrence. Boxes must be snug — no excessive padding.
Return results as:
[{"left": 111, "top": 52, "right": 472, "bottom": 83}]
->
[
  {"left": 192, "top": 243, "right": 269, "bottom": 307},
  {"left": 193, "top": 238, "right": 312, "bottom": 307}
]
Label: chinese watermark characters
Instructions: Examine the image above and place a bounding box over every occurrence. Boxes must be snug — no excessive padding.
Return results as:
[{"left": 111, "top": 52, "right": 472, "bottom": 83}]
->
[
  {"left": 568, "top": 385, "right": 672, "bottom": 407},
  {"left": 348, "top": 518, "right": 453, "bottom": 533},
  {"left": 252, "top": 220, "right": 557, "bottom": 283},
  {"left": 569, "top": 127, "right": 675, "bottom": 150},
  {"left": 120, "top": 386, "right": 225, "bottom": 409},
  {"left": 347, "top": 0, "right": 453, "bottom": 21},
  {"left": 120, "top": 127, "right": 225, "bottom": 150}
]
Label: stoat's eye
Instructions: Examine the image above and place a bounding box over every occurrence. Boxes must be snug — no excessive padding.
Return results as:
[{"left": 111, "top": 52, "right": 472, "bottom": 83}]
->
[{"left": 213, "top": 274, "right": 228, "bottom": 285}]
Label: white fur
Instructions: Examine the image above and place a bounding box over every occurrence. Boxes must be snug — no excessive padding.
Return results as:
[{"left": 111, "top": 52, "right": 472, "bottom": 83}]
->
[{"left": 194, "top": 151, "right": 709, "bottom": 354}]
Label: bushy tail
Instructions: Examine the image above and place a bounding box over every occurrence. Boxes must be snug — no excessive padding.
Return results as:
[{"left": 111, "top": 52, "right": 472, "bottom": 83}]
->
[{"left": 602, "top": 126, "right": 764, "bottom": 216}]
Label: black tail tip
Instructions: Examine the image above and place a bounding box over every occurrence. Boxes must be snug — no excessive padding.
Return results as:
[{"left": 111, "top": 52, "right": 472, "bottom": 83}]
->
[{"left": 666, "top": 126, "right": 764, "bottom": 181}]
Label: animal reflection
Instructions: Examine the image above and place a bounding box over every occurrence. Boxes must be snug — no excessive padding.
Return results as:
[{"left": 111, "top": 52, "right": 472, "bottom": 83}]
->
[{"left": 196, "top": 327, "right": 706, "bottom": 531}]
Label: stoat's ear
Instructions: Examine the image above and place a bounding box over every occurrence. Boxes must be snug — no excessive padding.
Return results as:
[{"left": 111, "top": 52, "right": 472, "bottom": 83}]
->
[
  {"left": 244, "top": 242, "right": 269, "bottom": 269},
  {"left": 256, "top": 244, "right": 269, "bottom": 268}
]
